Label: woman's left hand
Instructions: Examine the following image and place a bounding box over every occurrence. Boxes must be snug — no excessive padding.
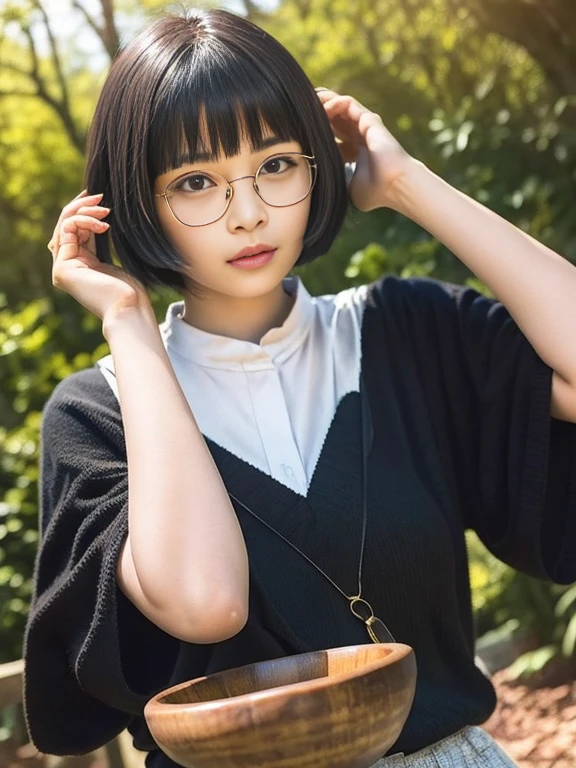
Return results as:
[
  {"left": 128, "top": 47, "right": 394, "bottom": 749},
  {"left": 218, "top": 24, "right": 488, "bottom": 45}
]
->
[{"left": 316, "top": 88, "right": 415, "bottom": 212}]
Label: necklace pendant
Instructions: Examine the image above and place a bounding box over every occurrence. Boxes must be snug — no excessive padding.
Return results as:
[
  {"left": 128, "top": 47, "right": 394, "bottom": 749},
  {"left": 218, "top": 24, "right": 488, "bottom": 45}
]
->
[
  {"left": 348, "top": 596, "right": 395, "bottom": 643},
  {"left": 365, "top": 615, "right": 395, "bottom": 644}
]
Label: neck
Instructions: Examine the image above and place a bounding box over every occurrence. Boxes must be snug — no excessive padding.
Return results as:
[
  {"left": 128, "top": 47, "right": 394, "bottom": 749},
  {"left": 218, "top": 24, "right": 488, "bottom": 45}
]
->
[{"left": 181, "top": 281, "right": 296, "bottom": 343}]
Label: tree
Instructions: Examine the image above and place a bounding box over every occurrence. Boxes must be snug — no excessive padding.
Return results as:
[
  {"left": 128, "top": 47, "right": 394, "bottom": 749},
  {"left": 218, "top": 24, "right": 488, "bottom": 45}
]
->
[
  {"left": 0, "top": 1, "right": 116, "bottom": 299},
  {"left": 459, "top": 0, "right": 576, "bottom": 97},
  {"left": 71, "top": 0, "right": 120, "bottom": 61},
  {"left": 1, "top": 0, "right": 91, "bottom": 153}
]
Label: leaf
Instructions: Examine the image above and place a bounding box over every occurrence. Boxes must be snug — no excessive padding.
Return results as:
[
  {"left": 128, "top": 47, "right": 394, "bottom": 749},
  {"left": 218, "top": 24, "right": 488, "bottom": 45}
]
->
[
  {"left": 507, "top": 646, "right": 557, "bottom": 681},
  {"left": 562, "top": 614, "right": 576, "bottom": 657},
  {"left": 555, "top": 584, "right": 576, "bottom": 617},
  {"left": 441, "top": 26, "right": 457, "bottom": 52}
]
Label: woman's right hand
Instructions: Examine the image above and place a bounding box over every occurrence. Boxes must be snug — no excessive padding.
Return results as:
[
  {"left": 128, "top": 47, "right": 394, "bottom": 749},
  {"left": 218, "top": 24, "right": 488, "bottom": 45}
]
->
[{"left": 49, "top": 190, "right": 153, "bottom": 324}]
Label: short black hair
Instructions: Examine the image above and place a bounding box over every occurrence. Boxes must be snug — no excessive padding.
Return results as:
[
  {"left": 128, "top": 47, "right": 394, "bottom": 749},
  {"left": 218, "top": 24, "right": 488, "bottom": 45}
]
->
[{"left": 84, "top": 8, "right": 349, "bottom": 293}]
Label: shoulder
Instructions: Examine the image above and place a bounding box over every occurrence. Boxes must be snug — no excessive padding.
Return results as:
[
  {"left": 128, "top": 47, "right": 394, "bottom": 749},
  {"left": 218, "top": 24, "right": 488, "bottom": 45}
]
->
[
  {"left": 42, "top": 367, "right": 123, "bottom": 451},
  {"left": 362, "top": 274, "right": 501, "bottom": 336},
  {"left": 315, "top": 274, "right": 468, "bottom": 315},
  {"left": 307, "top": 276, "right": 474, "bottom": 350},
  {"left": 364, "top": 274, "right": 468, "bottom": 309},
  {"left": 45, "top": 366, "right": 119, "bottom": 416},
  {"left": 312, "top": 281, "right": 370, "bottom": 321}
]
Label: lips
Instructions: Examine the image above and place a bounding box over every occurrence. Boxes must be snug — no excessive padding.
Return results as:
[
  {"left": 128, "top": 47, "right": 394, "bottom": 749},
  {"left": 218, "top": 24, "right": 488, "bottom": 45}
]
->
[{"left": 228, "top": 244, "right": 275, "bottom": 262}]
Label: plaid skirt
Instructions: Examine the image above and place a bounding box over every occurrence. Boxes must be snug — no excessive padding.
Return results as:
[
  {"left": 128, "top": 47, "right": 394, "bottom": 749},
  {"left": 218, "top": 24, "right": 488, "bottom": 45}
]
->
[{"left": 370, "top": 727, "right": 518, "bottom": 767}]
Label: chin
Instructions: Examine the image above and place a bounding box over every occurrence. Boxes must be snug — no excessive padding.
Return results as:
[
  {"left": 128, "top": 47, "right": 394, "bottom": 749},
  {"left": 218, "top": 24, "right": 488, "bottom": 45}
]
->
[
  {"left": 218, "top": 260, "right": 299, "bottom": 298},
  {"left": 221, "top": 273, "right": 289, "bottom": 299}
]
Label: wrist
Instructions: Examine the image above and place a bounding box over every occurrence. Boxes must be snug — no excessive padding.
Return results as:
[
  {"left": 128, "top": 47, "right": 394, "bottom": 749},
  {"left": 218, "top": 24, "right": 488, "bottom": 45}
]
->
[
  {"left": 103, "top": 303, "right": 159, "bottom": 344},
  {"left": 384, "top": 157, "right": 431, "bottom": 214}
]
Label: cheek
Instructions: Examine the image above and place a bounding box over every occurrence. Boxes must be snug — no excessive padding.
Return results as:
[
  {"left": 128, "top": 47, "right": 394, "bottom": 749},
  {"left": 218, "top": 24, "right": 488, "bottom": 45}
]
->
[
  {"left": 155, "top": 203, "right": 206, "bottom": 257},
  {"left": 281, "top": 198, "right": 312, "bottom": 238},
  {"left": 155, "top": 201, "right": 179, "bottom": 246}
]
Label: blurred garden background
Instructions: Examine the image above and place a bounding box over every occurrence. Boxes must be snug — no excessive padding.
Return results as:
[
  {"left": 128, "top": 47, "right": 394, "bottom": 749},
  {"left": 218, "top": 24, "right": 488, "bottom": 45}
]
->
[{"left": 0, "top": 0, "right": 575, "bottom": 765}]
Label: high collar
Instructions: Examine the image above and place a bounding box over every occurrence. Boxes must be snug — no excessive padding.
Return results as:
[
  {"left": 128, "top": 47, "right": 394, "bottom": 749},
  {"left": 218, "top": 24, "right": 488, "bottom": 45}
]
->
[{"left": 161, "top": 276, "right": 315, "bottom": 370}]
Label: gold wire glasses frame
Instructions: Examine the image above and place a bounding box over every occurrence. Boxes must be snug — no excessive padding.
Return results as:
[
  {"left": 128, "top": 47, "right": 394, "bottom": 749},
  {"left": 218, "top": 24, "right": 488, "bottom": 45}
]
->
[{"left": 154, "top": 151, "right": 317, "bottom": 227}]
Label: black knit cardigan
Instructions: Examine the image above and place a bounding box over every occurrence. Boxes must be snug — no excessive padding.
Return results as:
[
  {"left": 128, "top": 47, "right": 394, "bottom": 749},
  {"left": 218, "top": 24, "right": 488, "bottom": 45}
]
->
[{"left": 23, "top": 276, "right": 576, "bottom": 765}]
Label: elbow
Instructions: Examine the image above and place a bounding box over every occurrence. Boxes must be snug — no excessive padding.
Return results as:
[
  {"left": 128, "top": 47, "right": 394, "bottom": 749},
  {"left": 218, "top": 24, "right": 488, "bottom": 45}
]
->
[
  {"left": 171, "top": 594, "right": 250, "bottom": 644},
  {"left": 149, "top": 574, "right": 250, "bottom": 643},
  {"left": 169, "top": 574, "right": 250, "bottom": 643},
  {"left": 119, "top": 537, "right": 250, "bottom": 643}
]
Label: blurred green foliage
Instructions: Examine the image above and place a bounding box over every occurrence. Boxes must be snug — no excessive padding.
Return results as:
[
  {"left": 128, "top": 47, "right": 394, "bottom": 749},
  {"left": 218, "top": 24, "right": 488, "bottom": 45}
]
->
[
  {"left": 0, "top": 0, "right": 575, "bottom": 668},
  {"left": 0, "top": 291, "right": 108, "bottom": 660}
]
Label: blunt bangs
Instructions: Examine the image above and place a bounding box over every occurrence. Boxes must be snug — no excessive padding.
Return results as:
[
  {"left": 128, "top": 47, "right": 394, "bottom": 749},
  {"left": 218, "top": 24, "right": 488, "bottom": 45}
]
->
[
  {"left": 149, "top": 55, "right": 302, "bottom": 179},
  {"left": 84, "top": 8, "right": 349, "bottom": 293}
]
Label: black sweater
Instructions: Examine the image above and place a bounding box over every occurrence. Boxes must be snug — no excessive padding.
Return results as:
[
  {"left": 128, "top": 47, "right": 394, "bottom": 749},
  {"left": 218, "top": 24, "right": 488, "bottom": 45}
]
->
[{"left": 23, "top": 276, "right": 576, "bottom": 764}]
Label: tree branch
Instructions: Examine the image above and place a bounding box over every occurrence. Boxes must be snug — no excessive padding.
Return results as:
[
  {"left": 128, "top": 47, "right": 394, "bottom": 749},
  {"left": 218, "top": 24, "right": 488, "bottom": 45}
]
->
[
  {"left": 1, "top": 61, "right": 33, "bottom": 79},
  {"left": 71, "top": 0, "right": 101, "bottom": 41},
  {"left": 0, "top": 89, "right": 37, "bottom": 98},
  {"left": 71, "top": 0, "right": 119, "bottom": 60},
  {"left": 239, "top": 0, "right": 267, "bottom": 23},
  {"left": 32, "top": 0, "right": 70, "bottom": 108},
  {"left": 22, "top": 24, "right": 40, "bottom": 85},
  {"left": 99, "top": 0, "right": 119, "bottom": 58},
  {"left": 538, "top": 0, "right": 576, "bottom": 43},
  {"left": 3, "top": 9, "right": 86, "bottom": 153}
]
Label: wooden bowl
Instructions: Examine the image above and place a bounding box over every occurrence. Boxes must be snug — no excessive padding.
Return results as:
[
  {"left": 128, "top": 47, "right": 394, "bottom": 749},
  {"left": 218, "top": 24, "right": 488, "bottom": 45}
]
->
[{"left": 144, "top": 643, "right": 416, "bottom": 768}]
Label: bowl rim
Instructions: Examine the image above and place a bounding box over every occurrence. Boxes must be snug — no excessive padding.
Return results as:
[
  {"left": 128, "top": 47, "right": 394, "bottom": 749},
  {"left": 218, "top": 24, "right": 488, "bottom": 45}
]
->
[{"left": 144, "top": 642, "right": 414, "bottom": 717}]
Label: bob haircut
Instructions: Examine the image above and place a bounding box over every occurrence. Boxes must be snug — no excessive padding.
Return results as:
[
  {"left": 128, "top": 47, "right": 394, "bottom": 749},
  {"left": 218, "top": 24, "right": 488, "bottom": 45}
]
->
[{"left": 84, "top": 7, "right": 349, "bottom": 293}]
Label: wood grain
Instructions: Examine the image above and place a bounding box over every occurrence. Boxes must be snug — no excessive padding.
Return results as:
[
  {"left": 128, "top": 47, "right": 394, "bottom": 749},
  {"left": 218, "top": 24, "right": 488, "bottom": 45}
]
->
[{"left": 144, "top": 643, "right": 416, "bottom": 768}]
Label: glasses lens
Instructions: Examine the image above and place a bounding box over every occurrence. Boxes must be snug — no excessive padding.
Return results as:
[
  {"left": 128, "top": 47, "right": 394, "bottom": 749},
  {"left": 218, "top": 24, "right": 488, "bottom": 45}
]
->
[
  {"left": 164, "top": 154, "right": 314, "bottom": 226},
  {"left": 167, "top": 170, "right": 230, "bottom": 227},
  {"left": 256, "top": 154, "right": 313, "bottom": 207}
]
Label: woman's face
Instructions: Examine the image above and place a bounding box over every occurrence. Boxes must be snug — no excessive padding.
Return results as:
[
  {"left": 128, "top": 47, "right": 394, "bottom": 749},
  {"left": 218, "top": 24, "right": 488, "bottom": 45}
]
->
[{"left": 153, "top": 130, "right": 312, "bottom": 301}]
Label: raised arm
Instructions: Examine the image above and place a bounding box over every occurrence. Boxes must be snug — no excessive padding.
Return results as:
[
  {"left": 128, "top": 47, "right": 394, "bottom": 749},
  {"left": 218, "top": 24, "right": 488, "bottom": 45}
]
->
[
  {"left": 49, "top": 190, "right": 249, "bottom": 644},
  {"left": 106, "top": 306, "right": 249, "bottom": 643}
]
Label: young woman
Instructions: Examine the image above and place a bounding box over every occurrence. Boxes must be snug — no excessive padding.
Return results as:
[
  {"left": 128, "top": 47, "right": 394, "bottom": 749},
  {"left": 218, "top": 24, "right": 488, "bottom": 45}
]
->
[{"left": 23, "top": 7, "right": 576, "bottom": 768}]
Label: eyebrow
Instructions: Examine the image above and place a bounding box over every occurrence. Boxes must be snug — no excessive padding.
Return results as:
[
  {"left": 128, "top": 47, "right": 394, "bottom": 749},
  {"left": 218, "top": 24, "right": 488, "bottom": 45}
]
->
[{"left": 175, "top": 135, "right": 288, "bottom": 167}]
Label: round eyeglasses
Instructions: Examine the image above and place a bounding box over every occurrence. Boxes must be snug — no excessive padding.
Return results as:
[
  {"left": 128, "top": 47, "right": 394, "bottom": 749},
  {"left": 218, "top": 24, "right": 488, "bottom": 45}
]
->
[{"left": 155, "top": 152, "right": 317, "bottom": 227}]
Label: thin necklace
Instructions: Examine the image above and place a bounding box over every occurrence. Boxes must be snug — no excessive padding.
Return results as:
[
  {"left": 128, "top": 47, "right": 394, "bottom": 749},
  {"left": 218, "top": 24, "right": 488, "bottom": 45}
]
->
[{"left": 228, "top": 377, "right": 396, "bottom": 645}]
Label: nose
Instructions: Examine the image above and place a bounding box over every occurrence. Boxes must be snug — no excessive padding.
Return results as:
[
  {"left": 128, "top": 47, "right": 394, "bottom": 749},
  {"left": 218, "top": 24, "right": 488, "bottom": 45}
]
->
[{"left": 225, "top": 176, "right": 268, "bottom": 232}]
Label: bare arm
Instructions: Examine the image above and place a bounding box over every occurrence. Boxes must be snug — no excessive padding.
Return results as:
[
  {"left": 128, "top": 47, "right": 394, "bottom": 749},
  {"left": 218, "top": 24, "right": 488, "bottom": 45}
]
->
[
  {"left": 317, "top": 91, "right": 576, "bottom": 423},
  {"left": 104, "top": 306, "right": 249, "bottom": 644},
  {"left": 48, "top": 191, "right": 248, "bottom": 643},
  {"left": 387, "top": 160, "right": 576, "bottom": 423}
]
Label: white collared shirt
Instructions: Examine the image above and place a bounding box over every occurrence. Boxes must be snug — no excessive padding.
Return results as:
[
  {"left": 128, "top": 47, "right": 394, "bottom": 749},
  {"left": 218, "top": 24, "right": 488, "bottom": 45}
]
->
[{"left": 96, "top": 276, "right": 368, "bottom": 496}]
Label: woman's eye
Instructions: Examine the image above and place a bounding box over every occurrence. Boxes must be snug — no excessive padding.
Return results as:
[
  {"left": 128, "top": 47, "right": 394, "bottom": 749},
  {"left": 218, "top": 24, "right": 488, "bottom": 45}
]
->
[
  {"left": 260, "top": 156, "right": 296, "bottom": 175},
  {"left": 176, "top": 174, "right": 214, "bottom": 192}
]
